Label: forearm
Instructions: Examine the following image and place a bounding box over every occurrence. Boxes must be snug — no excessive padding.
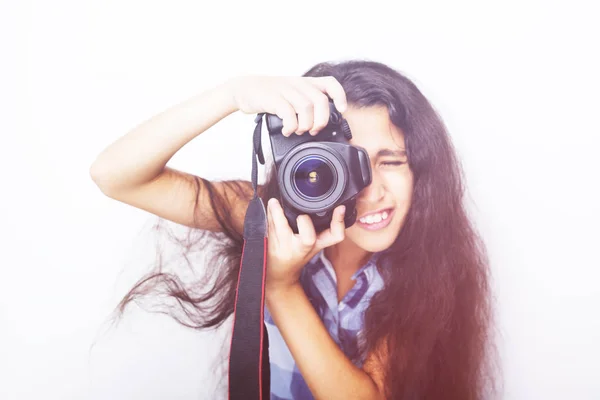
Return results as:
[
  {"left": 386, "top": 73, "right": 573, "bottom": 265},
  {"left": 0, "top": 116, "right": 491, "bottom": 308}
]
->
[
  {"left": 266, "top": 283, "right": 383, "bottom": 400},
  {"left": 90, "top": 79, "right": 238, "bottom": 193}
]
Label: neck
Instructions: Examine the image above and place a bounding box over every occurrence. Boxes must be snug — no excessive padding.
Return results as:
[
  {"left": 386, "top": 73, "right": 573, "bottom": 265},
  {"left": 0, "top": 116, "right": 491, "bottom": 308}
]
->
[{"left": 324, "top": 238, "right": 372, "bottom": 277}]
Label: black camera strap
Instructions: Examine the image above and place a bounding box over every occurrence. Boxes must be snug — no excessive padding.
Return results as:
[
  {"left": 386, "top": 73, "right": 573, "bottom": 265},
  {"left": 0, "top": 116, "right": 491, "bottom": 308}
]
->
[{"left": 228, "top": 113, "right": 270, "bottom": 400}]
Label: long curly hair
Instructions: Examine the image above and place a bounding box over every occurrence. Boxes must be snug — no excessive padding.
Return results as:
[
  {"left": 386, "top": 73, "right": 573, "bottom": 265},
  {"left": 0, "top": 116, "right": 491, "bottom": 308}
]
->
[{"left": 112, "top": 59, "right": 502, "bottom": 399}]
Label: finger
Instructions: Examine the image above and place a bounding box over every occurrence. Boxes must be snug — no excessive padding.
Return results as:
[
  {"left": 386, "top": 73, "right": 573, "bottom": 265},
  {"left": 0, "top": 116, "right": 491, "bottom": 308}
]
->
[
  {"left": 282, "top": 86, "right": 314, "bottom": 135},
  {"left": 295, "top": 214, "right": 317, "bottom": 251},
  {"left": 329, "top": 205, "right": 346, "bottom": 241},
  {"left": 306, "top": 76, "right": 347, "bottom": 114},
  {"left": 315, "top": 205, "right": 346, "bottom": 249},
  {"left": 268, "top": 198, "right": 294, "bottom": 240},
  {"left": 273, "top": 96, "right": 298, "bottom": 136},
  {"left": 266, "top": 198, "right": 279, "bottom": 247},
  {"left": 292, "top": 80, "right": 330, "bottom": 136}
]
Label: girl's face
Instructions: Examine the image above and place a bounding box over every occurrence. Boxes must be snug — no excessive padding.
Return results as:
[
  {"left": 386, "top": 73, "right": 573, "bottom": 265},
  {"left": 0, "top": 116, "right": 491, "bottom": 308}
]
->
[{"left": 342, "top": 105, "right": 414, "bottom": 253}]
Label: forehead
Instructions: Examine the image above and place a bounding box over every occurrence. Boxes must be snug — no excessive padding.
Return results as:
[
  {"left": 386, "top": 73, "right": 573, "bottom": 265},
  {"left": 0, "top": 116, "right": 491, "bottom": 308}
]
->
[{"left": 343, "top": 105, "right": 406, "bottom": 153}]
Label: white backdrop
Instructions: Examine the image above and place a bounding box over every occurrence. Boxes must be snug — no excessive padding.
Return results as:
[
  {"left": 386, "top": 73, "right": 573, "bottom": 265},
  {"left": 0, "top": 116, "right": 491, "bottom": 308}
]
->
[{"left": 1, "top": 0, "right": 599, "bottom": 399}]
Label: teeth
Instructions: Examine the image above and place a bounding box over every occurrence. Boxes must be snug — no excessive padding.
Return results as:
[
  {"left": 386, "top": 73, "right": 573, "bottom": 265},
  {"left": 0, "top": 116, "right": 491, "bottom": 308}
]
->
[{"left": 359, "top": 210, "right": 391, "bottom": 224}]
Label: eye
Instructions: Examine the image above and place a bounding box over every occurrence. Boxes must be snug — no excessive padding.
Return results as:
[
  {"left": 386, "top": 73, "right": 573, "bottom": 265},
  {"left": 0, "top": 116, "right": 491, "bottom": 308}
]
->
[{"left": 381, "top": 161, "right": 405, "bottom": 166}]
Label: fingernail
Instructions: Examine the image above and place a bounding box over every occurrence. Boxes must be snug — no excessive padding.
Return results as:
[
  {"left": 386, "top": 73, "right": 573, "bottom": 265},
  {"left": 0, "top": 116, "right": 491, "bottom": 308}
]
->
[{"left": 339, "top": 205, "right": 345, "bottom": 215}]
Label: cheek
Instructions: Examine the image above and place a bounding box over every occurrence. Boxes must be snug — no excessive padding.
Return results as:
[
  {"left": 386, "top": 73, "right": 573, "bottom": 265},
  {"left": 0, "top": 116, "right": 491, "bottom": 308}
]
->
[
  {"left": 384, "top": 175, "right": 413, "bottom": 233},
  {"left": 384, "top": 171, "right": 414, "bottom": 205}
]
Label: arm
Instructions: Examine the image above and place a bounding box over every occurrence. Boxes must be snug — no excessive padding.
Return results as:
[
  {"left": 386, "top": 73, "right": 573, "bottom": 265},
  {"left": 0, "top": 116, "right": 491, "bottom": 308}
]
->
[
  {"left": 266, "top": 282, "right": 386, "bottom": 400},
  {"left": 89, "top": 79, "right": 253, "bottom": 232},
  {"left": 90, "top": 80, "right": 237, "bottom": 193}
]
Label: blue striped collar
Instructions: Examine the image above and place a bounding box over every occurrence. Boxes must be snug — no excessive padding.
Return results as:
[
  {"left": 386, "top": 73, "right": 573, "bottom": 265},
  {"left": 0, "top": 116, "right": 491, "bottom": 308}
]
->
[{"left": 304, "top": 248, "right": 385, "bottom": 282}]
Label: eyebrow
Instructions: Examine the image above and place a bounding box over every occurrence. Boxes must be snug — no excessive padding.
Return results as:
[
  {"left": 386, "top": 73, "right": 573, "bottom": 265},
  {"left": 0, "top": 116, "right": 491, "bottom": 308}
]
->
[{"left": 375, "top": 149, "right": 407, "bottom": 158}]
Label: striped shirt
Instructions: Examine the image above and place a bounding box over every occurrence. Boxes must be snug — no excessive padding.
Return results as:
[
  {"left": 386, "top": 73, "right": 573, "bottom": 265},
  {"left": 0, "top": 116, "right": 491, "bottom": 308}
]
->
[{"left": 264, "top": 249, "right": 386, "bottom": 399}]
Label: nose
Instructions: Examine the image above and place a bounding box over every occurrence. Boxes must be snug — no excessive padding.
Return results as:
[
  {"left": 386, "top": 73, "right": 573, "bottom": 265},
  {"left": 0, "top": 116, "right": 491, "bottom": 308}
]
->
[{"left": 358, "top": 172, "right": 385, "bottom": 204}]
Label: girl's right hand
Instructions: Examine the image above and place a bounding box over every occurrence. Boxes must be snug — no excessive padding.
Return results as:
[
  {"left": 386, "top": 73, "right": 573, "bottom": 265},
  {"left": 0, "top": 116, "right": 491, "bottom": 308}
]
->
[{"left": 225, "top": 75, "right": 348, "bottom": 137}]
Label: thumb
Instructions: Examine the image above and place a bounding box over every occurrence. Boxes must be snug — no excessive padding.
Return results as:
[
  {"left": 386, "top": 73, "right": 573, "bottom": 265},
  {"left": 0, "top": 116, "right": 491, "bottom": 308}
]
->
[{"left": 315, "top": 205, "right": 346, "bottom": 250}]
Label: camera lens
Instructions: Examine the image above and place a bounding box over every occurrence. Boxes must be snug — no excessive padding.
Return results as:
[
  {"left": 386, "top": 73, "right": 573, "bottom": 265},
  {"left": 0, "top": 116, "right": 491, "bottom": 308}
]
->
[
  {"left": 278, "top": 143, "right": 348, "bottom": 213},
  {"left": 293, "top": 156, "right": 336, "bottom": 198}
]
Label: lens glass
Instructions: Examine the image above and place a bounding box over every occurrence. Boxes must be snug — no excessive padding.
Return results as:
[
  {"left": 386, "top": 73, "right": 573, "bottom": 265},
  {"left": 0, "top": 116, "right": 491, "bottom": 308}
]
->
[{"left": 293, "top": 156, "right": 335, "bottom": 198}]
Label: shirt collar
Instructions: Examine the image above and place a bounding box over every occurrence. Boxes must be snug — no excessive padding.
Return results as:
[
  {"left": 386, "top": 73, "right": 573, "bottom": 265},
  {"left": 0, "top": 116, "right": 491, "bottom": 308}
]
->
[{"left": 305, "top": 248, "right": 385, "bottom": 281}]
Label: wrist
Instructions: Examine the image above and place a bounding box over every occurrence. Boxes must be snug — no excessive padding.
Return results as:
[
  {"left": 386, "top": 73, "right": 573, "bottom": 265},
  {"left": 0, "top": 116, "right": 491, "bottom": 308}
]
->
[
  {"left": 266, "top": 280, "right": 301, "bottom": 305},
  {"left": 219, "top": 76, "right": 244, "bottom": 113}
]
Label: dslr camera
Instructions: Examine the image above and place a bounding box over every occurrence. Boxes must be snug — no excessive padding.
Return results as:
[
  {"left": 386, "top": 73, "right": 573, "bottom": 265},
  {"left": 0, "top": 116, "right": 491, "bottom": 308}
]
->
[{"left": 265, "top": 101, "right": 372, "bottom": 234}]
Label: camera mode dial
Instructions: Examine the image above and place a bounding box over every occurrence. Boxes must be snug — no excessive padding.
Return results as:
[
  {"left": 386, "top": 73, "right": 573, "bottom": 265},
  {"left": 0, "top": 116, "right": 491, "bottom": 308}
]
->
[{"left": 342, "top": 120, "right": 352, "bottom": 140}]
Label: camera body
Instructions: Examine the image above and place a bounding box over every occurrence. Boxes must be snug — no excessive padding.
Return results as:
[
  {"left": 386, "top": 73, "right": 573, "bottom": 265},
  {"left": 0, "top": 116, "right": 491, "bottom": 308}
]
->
[{"left": 265, "top": 101, "right": 372, "bottom": 234}]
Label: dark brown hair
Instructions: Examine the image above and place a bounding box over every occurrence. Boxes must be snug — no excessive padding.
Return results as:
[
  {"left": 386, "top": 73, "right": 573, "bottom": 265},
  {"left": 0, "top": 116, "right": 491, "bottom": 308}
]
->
[{"left": 112, "top": 59, "right": 501, "bottom": 399}]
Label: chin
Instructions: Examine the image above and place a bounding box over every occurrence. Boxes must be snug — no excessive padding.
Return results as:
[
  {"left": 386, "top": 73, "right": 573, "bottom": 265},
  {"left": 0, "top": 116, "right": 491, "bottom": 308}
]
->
[{"left": 345, "top": 224, "right": 400, "bottom": 253}]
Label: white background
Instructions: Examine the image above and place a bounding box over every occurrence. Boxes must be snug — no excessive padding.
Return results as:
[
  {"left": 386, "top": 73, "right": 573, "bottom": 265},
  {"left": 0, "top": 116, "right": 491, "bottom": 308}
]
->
[{"left": 1, "top": 0, "right": 599, "bottom": 399}]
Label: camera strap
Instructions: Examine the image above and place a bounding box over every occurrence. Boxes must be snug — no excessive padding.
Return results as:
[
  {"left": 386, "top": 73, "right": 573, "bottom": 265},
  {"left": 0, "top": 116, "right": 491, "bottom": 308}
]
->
[{"left": 228, "top": 113, "right": 270, "bottom": 400}]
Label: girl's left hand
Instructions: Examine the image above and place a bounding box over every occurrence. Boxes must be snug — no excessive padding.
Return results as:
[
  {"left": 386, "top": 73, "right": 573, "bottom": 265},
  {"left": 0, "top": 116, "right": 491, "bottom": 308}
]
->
[{"left": 265, "top": 197, "right": 346, "bottom": 294}]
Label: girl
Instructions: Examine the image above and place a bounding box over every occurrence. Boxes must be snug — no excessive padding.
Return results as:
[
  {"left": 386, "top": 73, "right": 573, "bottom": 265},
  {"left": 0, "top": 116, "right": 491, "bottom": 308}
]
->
[{"left": 90, "top": 60, "right": 500, "bottom": 399}]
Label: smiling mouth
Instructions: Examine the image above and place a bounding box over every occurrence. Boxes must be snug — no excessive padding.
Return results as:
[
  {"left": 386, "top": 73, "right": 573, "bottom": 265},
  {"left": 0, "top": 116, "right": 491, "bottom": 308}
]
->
[{"left": 356, "top": 208, "right": 394, "bottom": 231}]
